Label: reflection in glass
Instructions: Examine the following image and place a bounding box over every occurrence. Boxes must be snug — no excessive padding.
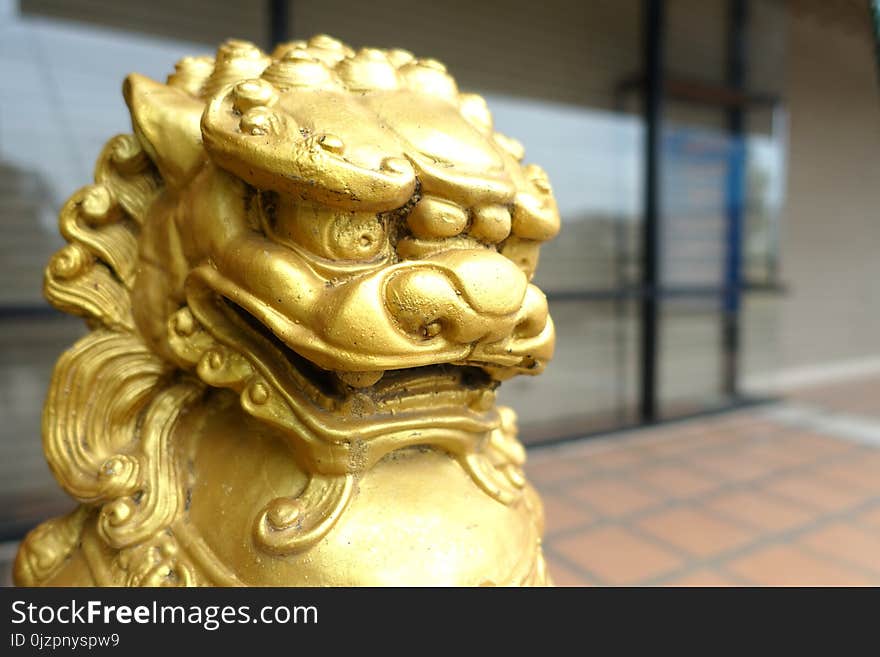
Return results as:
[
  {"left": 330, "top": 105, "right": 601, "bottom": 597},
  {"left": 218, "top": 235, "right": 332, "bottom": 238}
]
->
[
  {"left": 499, "top": 300, "right": 639, "bottom": 443},
  {"left": 488, "top": 97, "right": 643, "bottom": 294}
]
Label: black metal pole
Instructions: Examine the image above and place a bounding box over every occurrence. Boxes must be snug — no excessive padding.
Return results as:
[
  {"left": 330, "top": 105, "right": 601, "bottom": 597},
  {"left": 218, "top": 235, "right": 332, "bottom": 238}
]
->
[
  {"left": 871, "top": 0, "right": 880, "bottom": 83},
  {"left": 722, "top": 0, "right": 747, "bottom": 398},
  {"left": 268, "top": 0, "right": 290, "bottom": 50},
  {"left": 639, "top": 0, "right": 664, "bottom": 424}
]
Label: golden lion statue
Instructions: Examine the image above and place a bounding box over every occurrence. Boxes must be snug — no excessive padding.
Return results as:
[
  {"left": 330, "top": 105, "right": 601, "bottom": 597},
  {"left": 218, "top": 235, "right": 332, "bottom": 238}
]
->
[{"left": 14, "top": 35, "right": 560, "bottom": 586}]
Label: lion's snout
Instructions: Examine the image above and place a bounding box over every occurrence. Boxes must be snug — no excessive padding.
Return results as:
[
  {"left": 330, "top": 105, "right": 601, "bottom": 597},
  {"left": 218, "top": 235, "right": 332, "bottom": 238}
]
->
[{"left": 384, "top": 249, "right": 547, "bottom": 350}]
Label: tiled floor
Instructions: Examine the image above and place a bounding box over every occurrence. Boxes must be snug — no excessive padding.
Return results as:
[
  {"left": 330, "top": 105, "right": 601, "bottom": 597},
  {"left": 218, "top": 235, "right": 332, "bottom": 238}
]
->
[{"left": 531, "top": 376, "right": 880, "bottom": 586}]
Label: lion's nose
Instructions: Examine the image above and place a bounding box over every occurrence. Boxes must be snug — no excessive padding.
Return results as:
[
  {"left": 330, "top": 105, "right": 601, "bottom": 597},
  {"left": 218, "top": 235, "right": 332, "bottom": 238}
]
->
[
  {"left": 384, "top": 250, "right": 528, "bottom": 343},
  {"left": 430, "top": 249, "right": 527, "bottom": 316}
]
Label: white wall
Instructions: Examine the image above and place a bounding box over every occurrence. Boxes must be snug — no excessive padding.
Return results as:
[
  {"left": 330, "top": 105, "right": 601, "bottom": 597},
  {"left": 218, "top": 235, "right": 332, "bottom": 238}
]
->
[{"left": 776, "top": 12, "right": 880, "bottom": 375}]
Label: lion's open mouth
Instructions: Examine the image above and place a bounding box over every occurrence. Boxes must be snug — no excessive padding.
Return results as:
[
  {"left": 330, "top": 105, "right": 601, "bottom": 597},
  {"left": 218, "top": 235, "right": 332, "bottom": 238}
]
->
[{"left": 220, "top": 296, "right": 498, "bottom": 414}]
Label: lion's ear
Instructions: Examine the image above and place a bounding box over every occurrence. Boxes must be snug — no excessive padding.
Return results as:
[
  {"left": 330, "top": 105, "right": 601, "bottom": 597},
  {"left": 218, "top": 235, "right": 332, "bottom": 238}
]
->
[{"left": 123, "top": 73, "right": 206, "bottom": 188}]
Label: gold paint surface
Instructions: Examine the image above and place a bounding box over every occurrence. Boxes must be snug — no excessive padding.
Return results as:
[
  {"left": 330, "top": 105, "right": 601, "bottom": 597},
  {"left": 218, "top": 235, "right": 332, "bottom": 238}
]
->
[{"left": 15, "top": 35, "right": 560, "bottom": 587}]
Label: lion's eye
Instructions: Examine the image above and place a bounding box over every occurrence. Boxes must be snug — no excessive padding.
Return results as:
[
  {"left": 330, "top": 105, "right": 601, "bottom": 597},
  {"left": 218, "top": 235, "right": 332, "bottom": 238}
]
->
[
  {"left": 329, "top": 215, "right": 385, "bottom": 260},
  {"left": 265, "top": 194, "right": 387, "bottom": 262}
]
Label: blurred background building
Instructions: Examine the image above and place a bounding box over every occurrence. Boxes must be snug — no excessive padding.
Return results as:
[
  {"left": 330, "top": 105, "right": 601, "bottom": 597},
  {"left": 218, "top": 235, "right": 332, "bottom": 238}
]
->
[{"left": 0, "top": 0, "right": 878, "bottom": 542}]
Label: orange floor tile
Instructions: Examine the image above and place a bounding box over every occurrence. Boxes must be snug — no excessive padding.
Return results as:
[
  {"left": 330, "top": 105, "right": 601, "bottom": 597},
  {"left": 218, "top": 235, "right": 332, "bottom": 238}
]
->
[{"left": 531, "top": 376, "right": 880, "bottom": 586}]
